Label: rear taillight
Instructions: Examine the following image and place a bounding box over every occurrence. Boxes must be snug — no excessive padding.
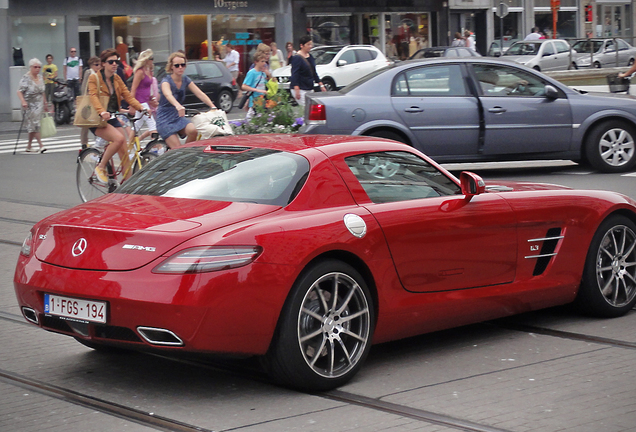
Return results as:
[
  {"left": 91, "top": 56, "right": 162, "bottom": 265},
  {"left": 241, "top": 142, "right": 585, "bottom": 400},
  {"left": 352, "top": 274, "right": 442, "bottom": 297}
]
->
[
  {"left": 20, "top": 232, "right": 33, "bottom": 257},
  {"left": 308, "top": 103, "right": 326, "bottom": 123},
  {"left": 153, "top": 246, "right": 262, "bottom": 274}
]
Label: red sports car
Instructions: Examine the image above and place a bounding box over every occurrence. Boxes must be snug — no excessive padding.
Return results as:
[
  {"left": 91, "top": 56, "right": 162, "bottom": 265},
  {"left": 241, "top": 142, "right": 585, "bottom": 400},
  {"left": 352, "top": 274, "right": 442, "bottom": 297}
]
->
[{"left": 14, "top": 134, "right": 636, "bottom": 391}]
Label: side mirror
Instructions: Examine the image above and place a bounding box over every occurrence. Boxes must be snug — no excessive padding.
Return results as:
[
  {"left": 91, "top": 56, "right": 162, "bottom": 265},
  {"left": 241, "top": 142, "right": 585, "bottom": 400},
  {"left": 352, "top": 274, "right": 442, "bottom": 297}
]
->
[
  {"left": 544, "top": 84, "right": 559, "bottom": 99},
  {"left": 460, "top": 171, "right": 486, "bottom": 197},
  {"left": 337, "top": 59, "right": 348, "bottom": 67}
]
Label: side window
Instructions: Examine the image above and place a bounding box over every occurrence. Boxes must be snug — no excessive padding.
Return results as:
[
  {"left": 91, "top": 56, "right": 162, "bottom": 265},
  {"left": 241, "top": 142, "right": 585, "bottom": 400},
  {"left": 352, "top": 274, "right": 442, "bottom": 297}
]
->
[
  {"left": 542, "top": 42, "right": 555, "bottom": 56},
  {"left": 391, "top": 64, "right": 466, "bottom": 96},
  {"left": 344, "top": 151, "right": 461, "bottom": 204},
  {"left": 356, "top": 49, "right": 374, "bottom": 62},
  {"left": 474, "top": 63, "right": 554, "bottom": 97},
  {"left": 199, "top": 62, "right": 223, "bottom": 79},
  {"left": 339, "top": 50, "right": 357, "bottom": 65},
  {"left": 554, "top": 41, "right": 570, "bottom": 53},
  {"left": 618, "top": 39, "right": 629, "bottom": 50},
  {"left": 185, "top": 64, "right": 199, "bottom": 80}
]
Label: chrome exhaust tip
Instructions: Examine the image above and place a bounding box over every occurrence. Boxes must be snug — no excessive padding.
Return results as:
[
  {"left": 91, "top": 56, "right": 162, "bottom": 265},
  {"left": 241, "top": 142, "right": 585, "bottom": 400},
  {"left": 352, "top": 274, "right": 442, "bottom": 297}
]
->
[
  {"left": 137, "top": 326, "right": 184, "bottom": 346},
  {"left": 21, "top": 307, "right": 38, "bottom": 324}
]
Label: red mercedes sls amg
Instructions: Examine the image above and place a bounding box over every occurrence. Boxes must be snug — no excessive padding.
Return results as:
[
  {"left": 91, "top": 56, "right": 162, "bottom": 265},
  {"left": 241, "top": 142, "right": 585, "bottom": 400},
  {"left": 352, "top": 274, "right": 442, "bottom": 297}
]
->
[{"left": 14, "top": 134, "right": 636, "bottom": 391}]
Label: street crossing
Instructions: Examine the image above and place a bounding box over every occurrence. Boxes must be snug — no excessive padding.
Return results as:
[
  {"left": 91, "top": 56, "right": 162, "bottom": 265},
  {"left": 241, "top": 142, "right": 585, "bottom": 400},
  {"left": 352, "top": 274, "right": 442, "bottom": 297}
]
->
[{"left": 0, "top": 129, "right": 83, "bottom": 154}]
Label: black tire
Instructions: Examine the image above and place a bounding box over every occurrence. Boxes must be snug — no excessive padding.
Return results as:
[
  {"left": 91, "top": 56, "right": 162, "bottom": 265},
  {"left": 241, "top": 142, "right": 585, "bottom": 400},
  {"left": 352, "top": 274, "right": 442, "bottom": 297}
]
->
[
  {"left": 629, "top": 58, "right": 635, "bottom": 66},
  {"left": 533, "top": 66, "right": 541, "bottom": 71},
  {"left": 216, "top": 90, "right": 233, "bottom": 113},
  {"left": 55, "top": 105, "right": 70, "bottom": 125},
  {"left": 322, "top": 78, "right": 336, "bottom": 92},
  {"left": 570, "top": 62, "right": 578, "bottom": 70},
  {"left": 585, "top": 120, "right": 636, "bottom": 173},
  {"left": 76, "top": 148, "right": 109, "bottom": 202},
  {"left": 594, "top": 62, "right": 602, "bottom": 68},
  {"left": 366, "top": 129, "right": 408, "bottom": 144},
  {"left": 576, "top": 215, "right": 636, "bottom": 317},
  {"left": 266, "top": 260, "right": 375, "bottom": 391}
]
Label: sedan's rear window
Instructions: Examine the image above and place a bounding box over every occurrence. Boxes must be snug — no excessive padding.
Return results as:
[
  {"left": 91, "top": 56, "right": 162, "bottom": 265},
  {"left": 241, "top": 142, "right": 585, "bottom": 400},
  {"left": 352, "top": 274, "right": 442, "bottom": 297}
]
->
[{"left": 117, "top": 147, "right": 310, "bottom": 206}]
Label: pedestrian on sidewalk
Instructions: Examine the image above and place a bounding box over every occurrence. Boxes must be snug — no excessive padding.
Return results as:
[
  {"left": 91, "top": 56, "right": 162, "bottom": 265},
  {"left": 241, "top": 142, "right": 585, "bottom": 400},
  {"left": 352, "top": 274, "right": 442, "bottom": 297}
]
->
[
  {"left": 17, "top": 58, "right": 50, "bottom": 153},
  {"left": 63, "top": 47, "right": 83, "bottom": 101},
  {"left": 79, "top": 56, "right": 102, "bottom": 149}
]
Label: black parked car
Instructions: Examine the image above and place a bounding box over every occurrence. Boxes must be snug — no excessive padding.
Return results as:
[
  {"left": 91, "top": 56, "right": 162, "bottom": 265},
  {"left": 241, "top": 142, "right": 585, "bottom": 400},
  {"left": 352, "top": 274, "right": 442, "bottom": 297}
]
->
[{"left": 155, "top": 60, "right": 238, "bottom": 113}]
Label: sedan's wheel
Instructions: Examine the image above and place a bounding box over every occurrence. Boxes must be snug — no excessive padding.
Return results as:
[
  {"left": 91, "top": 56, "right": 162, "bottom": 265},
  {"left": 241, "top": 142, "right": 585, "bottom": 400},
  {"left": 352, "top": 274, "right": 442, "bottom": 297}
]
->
[
  {"left": 267, "top": 260, "right": 374, "bottom": 391},
  {"left": 594, "top": 62, "right": 602, "bottom": 68},
  {"left": 533, "top": 66, "right": 541, "bottom": 71},
  {"left": 366, "top": 130, "right": 408, "bottom": 144},
  {"left": 585, "top": 120, "right": 636, "bottom": 173},
  {"left": 629, "top": 58, "right": 635, "bottom": 66},
  {"left": 570, "top": 62, "right": 578, "bottom": 70},
  {"left": 576, "top": 215, "right": 636, "bottom": 317},
  {"left": 216, "top": 90, "right": 233, "bottom": 113}
]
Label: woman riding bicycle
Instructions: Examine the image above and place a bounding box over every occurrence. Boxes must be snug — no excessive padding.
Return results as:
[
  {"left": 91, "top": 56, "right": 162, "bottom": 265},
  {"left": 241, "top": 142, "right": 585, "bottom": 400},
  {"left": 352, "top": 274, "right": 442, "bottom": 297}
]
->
[
  {"left": 156, "top": 51, "right": 216, "bottom": 149},
  {"left": 87, "top": 48, "right": 145, "bottom": 184}
]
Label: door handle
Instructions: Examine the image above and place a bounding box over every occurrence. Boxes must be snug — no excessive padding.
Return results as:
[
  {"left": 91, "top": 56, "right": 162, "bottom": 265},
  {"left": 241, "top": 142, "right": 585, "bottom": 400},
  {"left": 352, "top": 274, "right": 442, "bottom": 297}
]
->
[
  {"left": 404, "top": 106, "right": 424, "bottom": 113},
  {"left": 488, "top": 106, "right": 506, "bottom": 114}
]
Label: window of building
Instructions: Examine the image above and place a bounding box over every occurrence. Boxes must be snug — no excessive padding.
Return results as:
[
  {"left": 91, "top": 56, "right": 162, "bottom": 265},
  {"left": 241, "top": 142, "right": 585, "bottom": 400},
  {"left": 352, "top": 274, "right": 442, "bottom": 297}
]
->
[
  {"left": 113, "top": 15, "right": 171, "bottom": 63},
  {"left": 12, "top": 16, "right": 66, "bottom": 67},
  {"left": 307, "top": 15, "right": 352, "bottom": 45}
]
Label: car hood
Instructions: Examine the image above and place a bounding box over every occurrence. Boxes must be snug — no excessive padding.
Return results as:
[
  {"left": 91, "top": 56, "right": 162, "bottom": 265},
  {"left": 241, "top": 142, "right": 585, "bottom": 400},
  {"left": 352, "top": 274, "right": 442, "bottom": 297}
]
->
[
  {"left": 34, "top": 194, "right": 279, "bottom": 271},
  {"left": 501, "top": 55, "right": 538, "bottom": 64},
  {"left": 485, "top": 180, "right": 572, "bottom": 192}
]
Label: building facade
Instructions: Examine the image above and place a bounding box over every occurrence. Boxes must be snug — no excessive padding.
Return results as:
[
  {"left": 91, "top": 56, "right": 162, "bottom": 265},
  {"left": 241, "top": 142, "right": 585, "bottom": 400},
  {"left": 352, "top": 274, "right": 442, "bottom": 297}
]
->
[{"left": 2, "top": 0, "right": 634, "bottom": 120}]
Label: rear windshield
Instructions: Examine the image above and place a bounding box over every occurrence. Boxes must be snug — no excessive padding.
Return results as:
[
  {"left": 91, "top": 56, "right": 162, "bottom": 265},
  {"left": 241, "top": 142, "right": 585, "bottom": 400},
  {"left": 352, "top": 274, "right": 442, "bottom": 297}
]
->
[{"left": 116, "top": 147, "right": 310, "bottom": 206}]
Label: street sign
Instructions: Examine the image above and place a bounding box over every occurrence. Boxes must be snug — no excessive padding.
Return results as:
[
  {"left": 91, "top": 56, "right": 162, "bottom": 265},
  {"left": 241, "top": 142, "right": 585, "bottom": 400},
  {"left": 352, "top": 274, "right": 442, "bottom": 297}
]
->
[{"left": 496, "top": 2, "right": 509, "bottom": 18}]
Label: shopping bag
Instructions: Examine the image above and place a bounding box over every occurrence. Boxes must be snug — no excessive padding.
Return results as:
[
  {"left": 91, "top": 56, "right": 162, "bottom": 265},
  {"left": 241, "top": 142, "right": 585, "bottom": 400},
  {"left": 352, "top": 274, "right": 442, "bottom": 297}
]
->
[
  {"left": 73, "top": 95, "right": 109, "bottom": 128},
  {"left": 40, "top": 113, "right": 56, "bottom": 138},
  {"left": 191, "top": 109, "right": 234, "bottom": 139}
]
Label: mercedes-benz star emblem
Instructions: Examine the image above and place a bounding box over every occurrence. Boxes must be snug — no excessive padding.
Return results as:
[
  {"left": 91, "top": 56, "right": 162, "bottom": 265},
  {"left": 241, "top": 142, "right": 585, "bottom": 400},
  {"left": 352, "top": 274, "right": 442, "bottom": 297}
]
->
[{"left": 72, "top": 238, "right": 87, "bottom": 257}]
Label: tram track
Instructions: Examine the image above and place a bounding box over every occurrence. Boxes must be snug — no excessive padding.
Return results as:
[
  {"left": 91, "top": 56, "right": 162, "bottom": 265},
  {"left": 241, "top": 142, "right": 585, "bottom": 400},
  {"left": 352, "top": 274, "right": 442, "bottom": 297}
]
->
[{"left": 1, "top": 307, "right": 635, "bottom": 432}]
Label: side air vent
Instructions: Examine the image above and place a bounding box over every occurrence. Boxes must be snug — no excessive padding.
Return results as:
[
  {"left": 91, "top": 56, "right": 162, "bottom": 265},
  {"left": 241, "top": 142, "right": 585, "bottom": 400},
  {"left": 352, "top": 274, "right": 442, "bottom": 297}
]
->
[{"left": 526, "top": 227, "right": 564, "bottom": 276}]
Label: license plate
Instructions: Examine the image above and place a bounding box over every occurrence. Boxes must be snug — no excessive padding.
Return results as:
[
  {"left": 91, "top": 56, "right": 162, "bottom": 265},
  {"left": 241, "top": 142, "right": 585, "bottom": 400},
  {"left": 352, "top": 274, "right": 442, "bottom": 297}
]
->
[{"left": 44, "top": 294, "right": 107, "bottom": 324}]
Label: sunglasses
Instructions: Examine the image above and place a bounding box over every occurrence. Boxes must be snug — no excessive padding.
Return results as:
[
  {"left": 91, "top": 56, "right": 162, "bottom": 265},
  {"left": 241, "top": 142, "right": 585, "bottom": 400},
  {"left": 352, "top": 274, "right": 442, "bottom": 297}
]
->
[
  {"left": 70, "top": 50, "right": 76, "bottom": 53},
  {"left": 173, "top": 63, "right": 186, "bottom": 68},
  {"left": 106, "top": 59, "right": 120, "bottom": 65}
]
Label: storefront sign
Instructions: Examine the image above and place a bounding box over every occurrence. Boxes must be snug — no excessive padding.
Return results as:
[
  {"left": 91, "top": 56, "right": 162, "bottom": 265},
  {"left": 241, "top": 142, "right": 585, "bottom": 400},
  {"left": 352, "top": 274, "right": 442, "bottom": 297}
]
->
[{"left": 214, "top": 0, "right": 249, "bottom": 10}]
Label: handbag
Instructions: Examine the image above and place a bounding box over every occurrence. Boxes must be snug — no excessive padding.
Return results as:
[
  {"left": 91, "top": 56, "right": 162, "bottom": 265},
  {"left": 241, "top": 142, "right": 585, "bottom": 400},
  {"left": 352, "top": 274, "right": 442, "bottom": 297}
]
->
[
  {"left": 191, "top": 109, "right": 234, "bottom": 139},
  {"left": 73, "top": 72, "right": 109, "bottom": 128},
  {"left": 237, "top": 91, "right": 253, "bottom": 110},
  {"left": 40, "top": 113, "right": 56, "bottom": 138}
]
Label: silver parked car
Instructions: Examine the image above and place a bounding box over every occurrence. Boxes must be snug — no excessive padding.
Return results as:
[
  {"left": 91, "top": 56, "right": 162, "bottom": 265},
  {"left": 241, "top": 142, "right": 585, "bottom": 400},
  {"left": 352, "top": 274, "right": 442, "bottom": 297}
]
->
[
  {"left": 501, "top": 39, "right": 572, "bottom": 71},
  {"left": 571, "top": 38, "right": 636, "bottom": 69},
  {"left": 302, "top": 58, "right": 636, "bottom": 173},
  {"left": 409, "top": 46, "right": 481, "bottom": 59}
]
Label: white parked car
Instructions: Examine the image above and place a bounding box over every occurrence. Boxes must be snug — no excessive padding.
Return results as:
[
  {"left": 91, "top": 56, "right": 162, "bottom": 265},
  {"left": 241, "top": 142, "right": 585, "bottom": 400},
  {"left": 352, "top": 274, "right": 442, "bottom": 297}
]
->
[
  {"left": 272, "top": 45, "right": 391, "bottom": 91},
  {"left": 501, "top": 39, "right": 572, "bottom": 71}
]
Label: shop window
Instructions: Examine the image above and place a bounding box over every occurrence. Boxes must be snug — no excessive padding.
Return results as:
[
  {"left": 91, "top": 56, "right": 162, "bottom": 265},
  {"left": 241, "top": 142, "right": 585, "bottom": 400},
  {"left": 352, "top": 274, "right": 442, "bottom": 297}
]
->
[
  {"left": 11, "top": 16, "right": 66, "bottom": 67},
  {"left": 387, "top": 13, "right": 430, "bottom": 60},
  {"left": 113, "top": 15, "right": 171, "bottom": 63},
  {"left": 307, "top": 15, "right": 352, "bottom": 45}
]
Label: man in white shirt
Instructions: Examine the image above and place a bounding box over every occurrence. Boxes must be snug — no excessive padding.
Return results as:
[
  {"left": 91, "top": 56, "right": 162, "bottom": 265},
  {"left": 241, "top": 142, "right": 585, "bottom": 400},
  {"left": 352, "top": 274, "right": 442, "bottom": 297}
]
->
[
  {"left": 63, "top": 47, "right": 83, "bottom": 101},
  {"left": 223, "top": 44, "right": 241, "bottom": 96},
  {"left": 525, "top": 28, "right": 542, "bottom": 40}
]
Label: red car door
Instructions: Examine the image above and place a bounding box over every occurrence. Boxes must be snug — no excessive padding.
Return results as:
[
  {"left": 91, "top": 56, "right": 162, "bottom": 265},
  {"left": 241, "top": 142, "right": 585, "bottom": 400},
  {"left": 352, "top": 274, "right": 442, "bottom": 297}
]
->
[{"left": 367, "top": 194, "right": 517, "bottom": 292}]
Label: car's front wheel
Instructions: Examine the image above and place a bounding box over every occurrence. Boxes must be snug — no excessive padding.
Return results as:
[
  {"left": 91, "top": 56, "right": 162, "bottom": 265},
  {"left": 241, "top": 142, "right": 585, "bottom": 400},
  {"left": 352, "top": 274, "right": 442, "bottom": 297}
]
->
[
  {"left": 322, "top": 78, "right": 336, "bottom": 91},
  {"left": 267, "top": 260, "right": 375, "bottom": 391},
  {"left": 576, "top": 215, "right": 636, "bottom": 317},
  {"left": 216, "top": 90, "right": 233, "bottom": 113},
  {"left": 585, "top": 120, "right": 636, "bottom": 172}
]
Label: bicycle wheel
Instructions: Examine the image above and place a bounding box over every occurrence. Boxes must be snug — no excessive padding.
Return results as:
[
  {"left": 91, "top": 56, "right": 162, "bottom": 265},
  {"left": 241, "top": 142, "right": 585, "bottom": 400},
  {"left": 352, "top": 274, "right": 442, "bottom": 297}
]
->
[
  {"left": 144, "top": 139, "right": 168, "bottom": 156},
  {"left": 76, "top": 148, "right": 109, "bottom": 202},
  {"left": 134, "top": 151, "right": 159, "bottom": 174}
]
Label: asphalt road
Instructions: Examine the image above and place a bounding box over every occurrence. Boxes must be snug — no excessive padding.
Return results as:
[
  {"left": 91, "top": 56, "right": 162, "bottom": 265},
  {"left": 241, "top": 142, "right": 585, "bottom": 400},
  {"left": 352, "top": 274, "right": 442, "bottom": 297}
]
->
[{"left": 1, "top": 137, "right": 635, "bottom": 432}]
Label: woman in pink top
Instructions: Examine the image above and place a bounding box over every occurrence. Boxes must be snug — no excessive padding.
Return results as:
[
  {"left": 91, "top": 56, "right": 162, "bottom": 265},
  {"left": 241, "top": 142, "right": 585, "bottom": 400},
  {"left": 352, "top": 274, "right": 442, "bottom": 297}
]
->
[{"left": 130, "top": 49, "right": 158, "bottom": 141}]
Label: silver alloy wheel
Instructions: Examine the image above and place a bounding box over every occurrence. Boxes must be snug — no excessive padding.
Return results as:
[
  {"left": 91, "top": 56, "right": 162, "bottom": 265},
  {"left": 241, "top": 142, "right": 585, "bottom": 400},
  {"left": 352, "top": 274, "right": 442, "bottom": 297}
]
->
[
  {"left": 297, "top": 271, "right": 371, "bottom": 379},
  {"left": 217, "top": 90, "right": 233, "bottom": 112},
  {"left": 598, "top": 127, "right": 636, "bottom": 168},
  {"left": 596, "top": 224, "right": 636, "bottom": 307}
]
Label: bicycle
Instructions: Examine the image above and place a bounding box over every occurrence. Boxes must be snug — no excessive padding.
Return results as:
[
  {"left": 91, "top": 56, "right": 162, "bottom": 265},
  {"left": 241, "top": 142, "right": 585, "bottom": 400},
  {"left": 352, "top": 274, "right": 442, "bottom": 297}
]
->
[{"left": 76, "top": 112, "right": 168, "bottom": 202}]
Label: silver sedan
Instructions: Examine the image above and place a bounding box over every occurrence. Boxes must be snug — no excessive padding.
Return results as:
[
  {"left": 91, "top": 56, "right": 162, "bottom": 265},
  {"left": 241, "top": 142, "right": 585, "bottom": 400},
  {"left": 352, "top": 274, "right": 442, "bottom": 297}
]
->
[
  {"left": 302, "top": 58, "right": 636, "bottom": 173},
  {"left": 571, "top": 38, "right": 636, "bottom": 69}
]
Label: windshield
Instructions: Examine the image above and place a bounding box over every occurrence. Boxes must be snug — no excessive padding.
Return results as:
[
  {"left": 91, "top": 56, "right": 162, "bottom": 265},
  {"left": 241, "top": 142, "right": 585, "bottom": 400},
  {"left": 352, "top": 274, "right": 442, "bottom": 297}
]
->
[
  {"left": 312, "top": 46, "right": 344, "bottom": 65},
  {"left": 571, "top": 40, "right": 603, "bottom": 53},
  {"left": 504, "top": 42, "right": 540, "bottom": 56},
  {"left": 116, "top": 147, "right": 310, "bottom": 206}
]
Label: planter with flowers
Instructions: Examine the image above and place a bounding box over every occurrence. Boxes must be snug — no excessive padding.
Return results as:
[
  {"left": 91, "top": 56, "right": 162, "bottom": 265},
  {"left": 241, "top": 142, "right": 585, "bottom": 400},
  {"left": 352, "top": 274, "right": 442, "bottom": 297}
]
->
[{"left": 230, "top": 90, "right": 304, "bottom": 135}]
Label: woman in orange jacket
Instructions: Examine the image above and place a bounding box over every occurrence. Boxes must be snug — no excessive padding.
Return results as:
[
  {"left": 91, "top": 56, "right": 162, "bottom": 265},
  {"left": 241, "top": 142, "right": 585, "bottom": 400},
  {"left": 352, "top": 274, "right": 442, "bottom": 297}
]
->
[{"left": 87, "top": 48, "right": 144, "bottom": 184}]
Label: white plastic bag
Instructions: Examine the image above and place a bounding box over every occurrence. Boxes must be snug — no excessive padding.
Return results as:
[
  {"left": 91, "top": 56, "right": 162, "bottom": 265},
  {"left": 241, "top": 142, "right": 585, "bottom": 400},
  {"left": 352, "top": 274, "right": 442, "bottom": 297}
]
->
[{"left": 191, "top": 109, "right": 234, "bottom": 139}]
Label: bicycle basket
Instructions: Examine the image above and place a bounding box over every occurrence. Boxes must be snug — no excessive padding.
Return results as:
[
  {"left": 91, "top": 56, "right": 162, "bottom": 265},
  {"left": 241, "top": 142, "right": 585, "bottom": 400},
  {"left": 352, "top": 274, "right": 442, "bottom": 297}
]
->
[{"left": 607, "top": 73, "right": 630, "bottom": 93}]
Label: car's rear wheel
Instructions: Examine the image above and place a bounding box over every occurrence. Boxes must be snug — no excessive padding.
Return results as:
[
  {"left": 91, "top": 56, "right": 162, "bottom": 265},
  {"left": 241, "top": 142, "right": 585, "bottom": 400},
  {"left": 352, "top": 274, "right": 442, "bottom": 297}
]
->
[
  {"left": 533, "top": 66, "right": 541, "bottom": 71},
  {"left": 594, "top": 61, "right": 602, "bottom": 68},
  {"left": 322, "top": 78, "right": 336, "bottom": 92},
  {"left": 266, "top": 260, "right": 374, "bottom": 391},
  {"left": 365, "top": 129, "right": 408, "bottom": 144},
  {"left": 585, "top": 120, "right": 636, "bottom": 173},
  {"left": 216, "top": 90, "right": 233, "bottom": 113},
  {"left": 576, "top": 215, "right": 636, "bottom": 317},
  {"left": 629, "top": 58, "right": 635, "bottom": 66}
]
